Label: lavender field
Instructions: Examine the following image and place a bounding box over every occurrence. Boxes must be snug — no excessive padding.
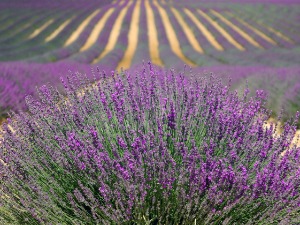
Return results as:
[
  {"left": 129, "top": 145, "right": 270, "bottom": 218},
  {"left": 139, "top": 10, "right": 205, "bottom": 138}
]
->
[
  {"left": 0, "top": 0, "right": 300, "bottom": 224},
  {"left": 0, "top": 0, "right": 299, "bottom": 122}
]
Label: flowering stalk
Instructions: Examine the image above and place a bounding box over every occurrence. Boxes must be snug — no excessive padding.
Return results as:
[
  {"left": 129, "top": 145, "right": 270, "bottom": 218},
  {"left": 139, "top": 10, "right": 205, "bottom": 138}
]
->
[{"left": 0, "top": 63, "right": 299, "bottom": 224}]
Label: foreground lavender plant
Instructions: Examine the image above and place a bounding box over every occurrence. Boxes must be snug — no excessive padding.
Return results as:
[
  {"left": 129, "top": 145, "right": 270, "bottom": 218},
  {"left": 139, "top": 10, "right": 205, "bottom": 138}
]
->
[{"left": 0, "top": 63, "right": 300, "bottom": 224}]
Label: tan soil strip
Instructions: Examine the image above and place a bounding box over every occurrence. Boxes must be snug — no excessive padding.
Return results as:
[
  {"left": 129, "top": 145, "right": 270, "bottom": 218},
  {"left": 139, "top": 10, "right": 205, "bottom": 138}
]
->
[
  {"left": 184, "top": 8, "right": 224, "bottom": 51},
  {"left": 119, "top": 0, "right": 125, "bottom": 5},
  {"left": 80, "top": 8, "right": 115, "bottom": 52},
  {"left": 226, "top": 12, "right": 277, "bottom": 46},
  {"left": 92, "top": 1, "right": 133, "bottom": 64},
  {"left": 23, "top": 23, "right": 32, "bottom": 30},
  {"left": 4, "top": 22, "right": 31, "bottom": 39},
  {"left": 263, "top": 118, "right": 300, "bottom": 156},
  {"left": 210, "top": 10, "right": 263, "bottom": 49},
  {"left": 117, "top": 0, "right": 141, "bottom": 71},
  {"left": 145, "top": 0, "right": 164, "bottom": 67},
  {"left": 45, "top": 17, "right": 74, "bottom": 42},
  {"left": 197, "top": 9, "right": 245, "bottom": 51},
  {"left": 229, "top": 9, "right": 294, "bottom": 44},
  {"left": 257, "top": 21, "right": 294, "bottom": 44},
  {"left": 0, "top": 16, "right": 19, "bottom": 30},
  {"left": 171, "top": 7, "right": 204, "bottom": 54},
  {"left": 28, "top": 19, "right": 54, "bottom": 39},
  {"left": 64, "top": 9, "right": 101, "bottom": 47},
  {"left": 152, "top": 0, "right": 197, "bottom": 67}
]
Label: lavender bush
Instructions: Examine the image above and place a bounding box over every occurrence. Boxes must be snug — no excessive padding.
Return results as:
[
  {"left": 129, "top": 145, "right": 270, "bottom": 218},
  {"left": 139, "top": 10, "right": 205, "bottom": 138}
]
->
[{"left": 0, "top": 63, "right": 300, "bottom": 224}]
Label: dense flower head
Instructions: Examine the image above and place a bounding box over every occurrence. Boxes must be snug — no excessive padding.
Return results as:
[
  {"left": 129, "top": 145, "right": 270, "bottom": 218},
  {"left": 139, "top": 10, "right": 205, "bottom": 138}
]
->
[{"left": 0, "top": 63, "right": 300, "bottom": 224}]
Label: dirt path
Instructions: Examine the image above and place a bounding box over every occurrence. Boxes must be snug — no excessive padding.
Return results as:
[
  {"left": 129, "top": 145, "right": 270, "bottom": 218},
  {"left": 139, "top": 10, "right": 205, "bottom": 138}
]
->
[
  {"left": 263, "top": 118, "right": 300, "bottom": 157},
  {"left": 45, "top": 17, "right": 74, "bottom": 42},
  {"left": 92, "top": 1, "right": 133, "bottom": 64},
  {"left": 117, "top": 0, "right": 141, "bottom": 71},
  {"left": 153, "top": 0, "right": 197, "bottom": 67},
  {"left": 171, "top": 7, "right": 204, "bottom": 54},
  {"left": 226, "top": 12, "right": 277, "bottom": 46},
  {"left": 229, "top": 10, "right": 294, "bottom": 44},
  {"left": 257, "top": 21, "right": 294, "bottom": 44},
  {"left": 197, "top": 9, "right": 245, "bottom": 51},
  {"left": 80, "top": 8, "right": 115, "bottom": 52},
  {"left": 64, "top": 9, "right": 101, "bottom": 47},
  {"left": 210, "top": 10, "right": 263, "bottom": 49},
  {"left": 145, "top": 0, "right": 164, "bottom": 67},
  {"left": 28, "top": 19, "right": 54, "bottom": 39},
  {"left": 184, "top": 8, "right": 224, "bottom": 51}
]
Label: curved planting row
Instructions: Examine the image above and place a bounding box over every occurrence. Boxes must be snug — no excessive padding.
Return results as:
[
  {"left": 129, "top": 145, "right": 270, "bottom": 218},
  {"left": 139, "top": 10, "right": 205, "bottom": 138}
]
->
[
  {"left": 194, "top": 66, "right": 300, "bottom": 128},
  {"left": 68, "top": 0, "right": 132, "bottom": 67},
  {"left": 149, "top": 0, "right": 186, "bottom": 68},
  {"left": 0, "top": 3, "right": 101, "bottom": 61},
  {"left": 0, "top": 8, "right": 49, "bottom": 36},
  {"left": 25, "top": 2, "right": 107, "bottom": 63},
  {"left": 224, "top": 11, "right": 294, "bottom": 49},
  {"left": 165, "top": 5, "right": 222, "bottom": 66},
  {"left": 94, "top": 0, "right": 135, "bottom": 70},
  {"left": 0, "top": 6, "right": 74, "bottom": 53},
  {"left": 0, "top": 61, "right": 93, "bottom": 117},
  {"left": 0, "top": 8, "right": 66, "bottom": 43},
  {"left": 228, "top": 5, "right": 300, "bottom": 44},
  {"left": 130, "top": 0, "right": 151, "bottom": 68},
  {"left": 173, "top": 7, "right": 233, "bottom": 65},
  {"left": 0, "top": 9, "right": 54, "bottom": 43},
  {"left": 116, "top": 0, "right": 143, "bottom": 71},
  {"left": 0, "top": 11, "right": 31, "bottom": 34},
  {"left": 0, "top": 0, "right": 111, "bottom": 57}
]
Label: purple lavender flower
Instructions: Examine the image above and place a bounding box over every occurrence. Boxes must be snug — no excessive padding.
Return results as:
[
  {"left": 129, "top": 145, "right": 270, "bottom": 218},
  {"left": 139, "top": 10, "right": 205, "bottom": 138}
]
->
[{"left": 0, "top": 63, "right": 299, "bottom": 224}]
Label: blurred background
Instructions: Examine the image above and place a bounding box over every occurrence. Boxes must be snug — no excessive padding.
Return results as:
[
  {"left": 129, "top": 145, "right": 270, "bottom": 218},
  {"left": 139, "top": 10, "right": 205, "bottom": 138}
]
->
[{"left": 0, "top": 0, "right": 299, "bottom": 127}]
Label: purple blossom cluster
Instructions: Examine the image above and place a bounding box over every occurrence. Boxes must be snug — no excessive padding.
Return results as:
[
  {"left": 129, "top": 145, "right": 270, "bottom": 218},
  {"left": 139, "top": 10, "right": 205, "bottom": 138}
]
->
[
  {"left": 0, "top": 63, "right": 299, "bottom": 224},
  {"left": 193, "top": 66, "right": 300, "bottom": 125}
]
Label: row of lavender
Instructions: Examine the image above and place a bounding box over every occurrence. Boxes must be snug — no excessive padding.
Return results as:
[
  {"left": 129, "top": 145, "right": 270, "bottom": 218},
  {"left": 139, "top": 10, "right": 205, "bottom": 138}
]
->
[
  {"left": 1, "top": 62, "right": 300, "bottom": 127},
  {"left": 0, "top": 62, "right": 92, "bottom": 117},
  {"left": 0, "top": 1, "right": 112, "bottom": 61}
]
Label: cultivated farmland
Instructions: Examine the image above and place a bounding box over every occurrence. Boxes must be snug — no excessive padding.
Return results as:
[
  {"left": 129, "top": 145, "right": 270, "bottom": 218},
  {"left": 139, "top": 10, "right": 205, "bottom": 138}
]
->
[
  {"left": 0, "top": 0, "right": 298, "bottom": 66},
  {"left": 0, "top": 0, "right": 299, "bottom": 118},
  {"left": 0, "top": 1, "right": 300, "bottom": 224}
]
